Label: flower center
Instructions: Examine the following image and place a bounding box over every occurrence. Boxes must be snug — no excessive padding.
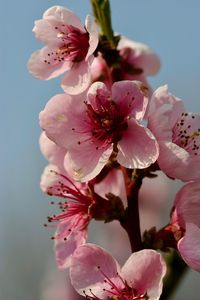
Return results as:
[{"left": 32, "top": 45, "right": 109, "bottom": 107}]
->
[
  {"left": 172, "top": 112, "right": 200, "bottom": 156},
  {"left": 44, "top": 24, "right": 89, "bottom": 65},
  {"left": 43, "top": 170, "right": 93, "bottom": 240},
  {"left": 85, "top": 98, "right": 128, "bottom": 148}
]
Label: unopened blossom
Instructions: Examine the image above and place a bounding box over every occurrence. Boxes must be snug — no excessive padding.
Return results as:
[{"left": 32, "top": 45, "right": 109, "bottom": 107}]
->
[
  {"left": 148, "top": 85, "right": 200, "bottom": 181},
  {"left": 70, "top": 243, "right": 166, "bottom": 300},
  {"left": 28, "top": 6, "right": 98, "bottom": 94},
  {"left": 170, "top": 181, "right": 200, "bottom": 272},
  {"left": 40, "top": 81, "right": 159, "bottom": 182},
  {"left": 91, "top": 37, "right": 160, "bottom": 96},
  {"left": 118, "top": 37, "right": 160, "bottom": 95}
]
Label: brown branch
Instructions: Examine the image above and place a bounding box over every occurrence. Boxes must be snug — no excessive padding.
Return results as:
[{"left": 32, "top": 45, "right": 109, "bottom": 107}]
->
[{"left": 120, "top": 167, "right": 142, "bottom": 252}]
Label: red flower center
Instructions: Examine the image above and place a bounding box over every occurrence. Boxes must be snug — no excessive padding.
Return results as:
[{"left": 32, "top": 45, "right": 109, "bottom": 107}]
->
[
  {"left": 44, "top": 24, "right": 89, "bottom": 65},
  {"left": 85, "top": 94, "right": 128, "bottom": 148}
]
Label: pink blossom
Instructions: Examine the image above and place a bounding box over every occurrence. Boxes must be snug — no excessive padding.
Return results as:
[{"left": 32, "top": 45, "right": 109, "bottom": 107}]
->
[
  {"left": 70, "top": 243, "right": 166, "bottom": 299},
  {"left": 41, "top": 165, "right": 92, "bottom": 269},
  {"left": 28, "top": 6, "right": 98, "bottom": 94},
  {"left": 40, "top": 81, "right": 159, "bottom": 182},
  {"left": 39, "top": 133, "right": 126, "bottom": 268},
  {"left": 148, "top": 85, "right": 200, "bottom": 181},
  {"left": 40, "top": 132, "right": 91, "bottom": 268},
  {"left": 171, "top": 181, "right": 200, "bottom": 272},
  {"left": 41, "top": 164, "right": 127, "bottom": 269}
]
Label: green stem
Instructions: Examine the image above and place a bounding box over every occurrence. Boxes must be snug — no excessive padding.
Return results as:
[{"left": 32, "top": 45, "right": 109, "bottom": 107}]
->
[{"left": 90, "top": 0, "right": 116, "bottom": 48}]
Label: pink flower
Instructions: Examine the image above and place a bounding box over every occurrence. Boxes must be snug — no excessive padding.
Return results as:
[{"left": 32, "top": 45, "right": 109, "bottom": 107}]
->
[
  {"left": 40, "top": 133, "right": 126, "bottom": 268},
  {"left": 70, "top": 243, "right": 166, "bottom": 299},
  {"left": 28, "top": 6, "right": 98, "bottom": 94},
  {"left": 40, "top": 81, "right": 159, "bottom": 182},
  {"left": 148, "top": 85, "right": 200, "bottom": 181},
  {"left": 40, "top": 132, "right": 90, "bottom": 268},
  {"left": 171, "top": 181, "right": 200, "bottom": 272},
  {"left": 41, "top": 165, "right": 92, "bottom": 269}
]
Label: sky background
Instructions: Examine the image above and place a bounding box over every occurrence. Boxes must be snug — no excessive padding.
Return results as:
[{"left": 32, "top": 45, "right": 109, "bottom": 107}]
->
[{"left": 1, "top": 0, "right": 200, "bottom": 299}]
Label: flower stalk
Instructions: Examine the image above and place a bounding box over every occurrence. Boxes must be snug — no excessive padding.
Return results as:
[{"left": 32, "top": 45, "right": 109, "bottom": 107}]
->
[
  {"left": 90, "top": 0, "right": 116, "bottom": 49},
  {"left": 120, "top": 167, "right": 143, "bottom": 252}
]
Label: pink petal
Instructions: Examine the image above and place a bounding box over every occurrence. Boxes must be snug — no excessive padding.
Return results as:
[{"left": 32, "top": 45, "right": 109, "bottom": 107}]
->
[
  {"left": 94, "top": 169, "right": 127, "bottom": 204},
  {"left": 122, "top": 249, "right": 166, "bottom": 300},
  {"left": 85, "top": 15, "right": 99, "bottom": 60},
  {"left": 134, "top": 50, "right": 160, "bottom": 76},
  {"left": 55, "top": 228, "right": 87, "bottom": 269},
  {"left": 40, "top": 164, "right": 71, "bottom": 194},
  {"left": 70, "top": 243, "right": 123, "bottom": 298},
  {"left": 39, "top": 132, "right": 66, "bottom": 168},
  {"left": 87, "top": 81, "right": 110, "bottom": 109},
  {"left": 147, "top": 85, "right": 185, "bottom": 140},
  {"left": 90, "top": 55, "right": 112, "bottom": 87},
  {"left": 39, "top": 93, "right": 85, "bottom": 148},
  {"left": 117, "top": 119, "right": 159, "bottom": 169},
  {"left": 28, "top": 47, "right": 71, "bottom": 80},
  {"left": 43, "top": 6, "right": 84, "bottom": 31},
  {"left": 33, "top": 19, "right": 59, "bottom": 45},
  {"left": 158, "top": 141, "right": 200, "bottom": 181},
  {"left": 178, "top": 223, "right": 200, "bottom": 272},
  {"left": 61, "top": 61, "right": 91, "bottom": 95},
  {"left": 175, "top": 181, "right": 200, "bottom": 228},
  {"left": 128, "top": 74, "right": 153, "bottom": 98},
  {"left": 64, "top": 144, "right": 113, "bottom": 182},
  {"left": 118, "top": 37, "right": 160, "bottom": 75},
  {"left": 111, "top": 80, "right": 148, "bottom": 121},
  {"left": 40, "top": 164, "right": 61, "bottom": 193},
  {"left": 182, "top": 113, "right": 200, "bottom": 133}
]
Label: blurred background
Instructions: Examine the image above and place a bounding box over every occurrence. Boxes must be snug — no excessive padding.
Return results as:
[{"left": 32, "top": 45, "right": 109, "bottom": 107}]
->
[{"left": 1, "top": 0, "right": 200, "bottom": 299}]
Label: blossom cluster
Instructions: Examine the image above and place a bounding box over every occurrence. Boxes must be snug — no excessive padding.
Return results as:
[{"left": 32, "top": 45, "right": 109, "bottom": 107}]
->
[{"left": 28, "top": 4, "right": 200, "bottom": 299}]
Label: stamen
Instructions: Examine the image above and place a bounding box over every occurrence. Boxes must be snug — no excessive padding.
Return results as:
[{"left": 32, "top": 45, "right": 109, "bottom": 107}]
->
[
  {"left": 43, "top": 169, "right": 93, "bottom": 240},
  {"left": 173, "top": 113, "right": 200, "bottom": 156},
  {"left": 81, "top": 265, "right": 149, "bottom": 299},
  {"left": 44, "top": 24, "right": 89, "bottom": 66}
]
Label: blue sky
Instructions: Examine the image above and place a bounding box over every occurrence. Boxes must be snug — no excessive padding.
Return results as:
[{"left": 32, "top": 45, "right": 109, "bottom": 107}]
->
[{"left": 1, "top": 1, "right": 200, "bottom": 299}]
